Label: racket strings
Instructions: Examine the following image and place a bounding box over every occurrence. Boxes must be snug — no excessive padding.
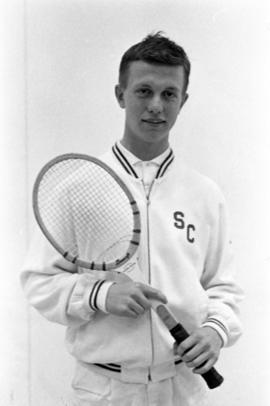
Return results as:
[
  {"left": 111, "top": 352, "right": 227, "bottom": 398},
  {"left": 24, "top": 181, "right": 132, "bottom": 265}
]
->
[{"left": 36, "top": 158, "right": 138, "bottom": 268}]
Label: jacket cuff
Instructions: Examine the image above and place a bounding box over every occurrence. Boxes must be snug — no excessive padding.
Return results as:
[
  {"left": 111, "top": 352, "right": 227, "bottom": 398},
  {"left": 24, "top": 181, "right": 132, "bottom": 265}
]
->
[
  {"left": 88, "top": 280, "right": 115, "bottom": 313},
  {"left": 201, "top": 318, "right": 228, "bottom": 347}
]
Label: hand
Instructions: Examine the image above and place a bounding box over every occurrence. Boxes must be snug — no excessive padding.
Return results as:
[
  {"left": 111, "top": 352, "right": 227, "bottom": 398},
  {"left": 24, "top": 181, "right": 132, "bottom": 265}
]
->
[
  {"left": 175, "top": 327, "right": 223, "bottom": 374},
  {"left": 106, "top": 281, "right": 167, "bottom": 318}
]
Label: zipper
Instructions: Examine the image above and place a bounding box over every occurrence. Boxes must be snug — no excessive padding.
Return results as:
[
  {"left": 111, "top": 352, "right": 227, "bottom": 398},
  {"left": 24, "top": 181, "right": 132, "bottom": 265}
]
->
[{"left": 143, "top": 179, "right": 155, "bottom": 381}]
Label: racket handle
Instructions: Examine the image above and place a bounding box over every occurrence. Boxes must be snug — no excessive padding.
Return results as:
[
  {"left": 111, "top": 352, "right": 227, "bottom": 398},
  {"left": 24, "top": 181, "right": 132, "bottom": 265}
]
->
[{"left": 170, "top": 323, "right": 224, "bottom": 389}]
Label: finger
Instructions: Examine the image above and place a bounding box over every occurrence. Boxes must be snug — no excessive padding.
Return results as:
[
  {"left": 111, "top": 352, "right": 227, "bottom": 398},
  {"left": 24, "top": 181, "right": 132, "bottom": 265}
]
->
[
  {"left": 130, "top": 284, "right": 162, "bottom": 311},
  {"left": 121, "top": 303, "right": 144, "bottom": 318},
  {"left": 126, "top": 309, "right": 140, "bottom": 318},
  {"left": 185, "top": 352, "right": 209, "bottom": 369},
  {"left": 136, "top": 296, "right": 153, "bottom": 311},
  {"left": 130, "top": 287, "right": 153, "bottom": 311},
  {"left": 128, "top": 301, "right": 146, "bottom": 316},
  {"left": 176, "top": 336, "right": 198, "bottom": 357},
  {"left": 193, "top": 358, "right": 215, "bottom": 375},
  {"left": 180, "top": 337, "right": 211, "bottom": 362},
  {"left": 118, "top": 306, "right": 140, "bottom": 318},
  {"left": 181, "top": 345, "right": 204, "bottom": 362},
  {"left": 140, "top": 285, "right": 167, "bottom": 304}
]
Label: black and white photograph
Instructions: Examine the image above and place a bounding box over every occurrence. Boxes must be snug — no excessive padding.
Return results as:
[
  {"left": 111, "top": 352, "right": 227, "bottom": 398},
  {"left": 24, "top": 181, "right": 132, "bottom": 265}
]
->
[{"left": 1, "top": 0, "right": 269, "bottom": 405}]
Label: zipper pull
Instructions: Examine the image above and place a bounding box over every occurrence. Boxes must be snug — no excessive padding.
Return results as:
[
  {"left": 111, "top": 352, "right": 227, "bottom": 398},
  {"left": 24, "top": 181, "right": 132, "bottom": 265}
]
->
[{"left": 146, "top": 180, "right": 155, "bottom": 201}]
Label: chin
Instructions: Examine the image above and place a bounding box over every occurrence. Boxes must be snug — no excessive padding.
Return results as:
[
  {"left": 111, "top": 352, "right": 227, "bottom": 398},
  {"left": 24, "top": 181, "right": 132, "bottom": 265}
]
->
[{"left": 142, "top": 135, "right": 168, "bottom": 147}]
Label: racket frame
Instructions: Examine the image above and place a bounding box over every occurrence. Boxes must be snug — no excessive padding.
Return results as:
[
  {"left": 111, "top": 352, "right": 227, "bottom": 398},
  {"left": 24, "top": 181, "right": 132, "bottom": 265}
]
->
[{"left": 32, "top": 153, "right": 141, "bottom": 271}]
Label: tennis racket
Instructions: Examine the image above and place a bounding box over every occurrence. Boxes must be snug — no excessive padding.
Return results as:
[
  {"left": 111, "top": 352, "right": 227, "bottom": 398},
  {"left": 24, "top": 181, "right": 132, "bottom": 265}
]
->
[
  {"left": 33, "top": 153, "right": 223, "bottom": 389},
  {"left": 153, "top": 301, "right": 224, "bottom": 389}
]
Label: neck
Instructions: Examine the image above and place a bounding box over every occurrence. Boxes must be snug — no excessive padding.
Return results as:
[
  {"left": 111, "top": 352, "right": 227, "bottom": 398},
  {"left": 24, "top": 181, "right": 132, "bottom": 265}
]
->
[{"left": 120, "top": 137, "right": 169, "bottom": 161}]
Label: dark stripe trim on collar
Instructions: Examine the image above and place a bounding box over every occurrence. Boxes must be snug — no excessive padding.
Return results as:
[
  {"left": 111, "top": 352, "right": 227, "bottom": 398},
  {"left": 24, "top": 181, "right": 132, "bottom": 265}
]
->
[
  {"left": 155, "top": 149, "right": 174, "bottom": 178},
  {"left": 112, "top": 144, "right": 139, "bottom": 178}
]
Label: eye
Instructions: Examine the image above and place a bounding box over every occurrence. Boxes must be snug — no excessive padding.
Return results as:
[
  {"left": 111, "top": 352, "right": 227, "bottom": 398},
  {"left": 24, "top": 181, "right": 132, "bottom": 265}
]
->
[
  {"left": 164, "top": 90, "right": 177, "bottom": 100},
  {"left": 136, "top": 88, "right": 151, "bottom": 97}
]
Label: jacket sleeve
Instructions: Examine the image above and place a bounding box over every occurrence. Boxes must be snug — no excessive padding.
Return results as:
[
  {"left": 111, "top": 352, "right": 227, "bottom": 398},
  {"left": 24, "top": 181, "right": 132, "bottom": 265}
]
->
[
  {"left": 20, "top": 225, "right": 113, "bottom": 327},
  {"left": 200, "top": 189, "right": 244, "bottom": 347}
]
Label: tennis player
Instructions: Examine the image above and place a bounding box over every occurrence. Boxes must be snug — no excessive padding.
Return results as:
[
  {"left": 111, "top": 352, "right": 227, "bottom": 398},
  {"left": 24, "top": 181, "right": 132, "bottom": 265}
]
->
[{"left": 21, "top": 32, "right": 243, "bottom": 405}]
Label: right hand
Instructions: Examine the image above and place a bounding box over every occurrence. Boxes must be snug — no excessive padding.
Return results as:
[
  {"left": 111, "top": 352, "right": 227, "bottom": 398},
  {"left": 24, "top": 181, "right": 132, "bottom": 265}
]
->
[{"left": 106, "top": 281, "right": 167, "bottom": 318}]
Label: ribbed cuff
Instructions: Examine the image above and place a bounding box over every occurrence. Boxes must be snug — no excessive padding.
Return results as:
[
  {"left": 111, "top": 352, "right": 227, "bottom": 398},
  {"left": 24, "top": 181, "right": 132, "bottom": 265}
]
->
[
  {"left": 88, "top": 280, "right": 107, "bottom": 311},
  {"left": 201, "top": 318, "right": 228, "bottom": 347},
  {"left": 96, "top": 281, "right": 115, "bottom": 313},
  {"left": 88, "top": 280, "right": 115, "bottom": 313}
]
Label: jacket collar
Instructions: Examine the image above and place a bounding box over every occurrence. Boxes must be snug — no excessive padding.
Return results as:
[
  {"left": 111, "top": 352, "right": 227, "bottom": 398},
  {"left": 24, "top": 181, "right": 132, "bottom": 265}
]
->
[{"left": 112, "top": 142, "right": 174, "bottom": 179}]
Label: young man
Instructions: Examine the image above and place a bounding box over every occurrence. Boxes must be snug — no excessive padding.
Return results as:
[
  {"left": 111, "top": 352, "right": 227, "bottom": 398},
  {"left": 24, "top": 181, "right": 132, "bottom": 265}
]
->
[{"left": 21, "top": 33, "right": 243, "bottom": 406}]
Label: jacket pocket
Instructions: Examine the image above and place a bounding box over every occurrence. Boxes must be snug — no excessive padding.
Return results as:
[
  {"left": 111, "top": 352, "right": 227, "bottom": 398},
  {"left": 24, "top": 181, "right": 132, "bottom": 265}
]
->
[{"left": 72, "top": 362, "right": 111, "bottom": 401}]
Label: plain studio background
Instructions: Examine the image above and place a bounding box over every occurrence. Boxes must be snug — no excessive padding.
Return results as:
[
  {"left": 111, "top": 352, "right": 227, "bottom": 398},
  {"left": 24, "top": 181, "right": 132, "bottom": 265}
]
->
[{"left": 1, "top": 0, "right": 270, "bottom": 405}]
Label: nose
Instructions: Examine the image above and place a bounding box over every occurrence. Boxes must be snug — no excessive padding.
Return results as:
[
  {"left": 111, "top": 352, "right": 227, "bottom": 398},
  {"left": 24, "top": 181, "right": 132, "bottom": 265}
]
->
[{"left": 147, "top": 95, "right": 163, "bottom": 115}]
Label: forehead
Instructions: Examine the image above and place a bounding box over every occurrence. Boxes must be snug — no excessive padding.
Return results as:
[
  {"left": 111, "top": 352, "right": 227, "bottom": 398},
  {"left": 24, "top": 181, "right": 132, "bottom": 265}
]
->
[{"left": 126, "top": 61, "right": 185, "bottom": 91}]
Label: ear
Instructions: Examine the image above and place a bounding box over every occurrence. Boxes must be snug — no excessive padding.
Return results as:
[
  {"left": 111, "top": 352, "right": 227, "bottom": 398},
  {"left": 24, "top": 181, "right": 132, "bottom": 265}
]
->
[
  {"left": 178, "top": 93, "right": 189, "bottom": 114},
  {"left": 115, "top": 84, "right": 126, "bottom": 109}
]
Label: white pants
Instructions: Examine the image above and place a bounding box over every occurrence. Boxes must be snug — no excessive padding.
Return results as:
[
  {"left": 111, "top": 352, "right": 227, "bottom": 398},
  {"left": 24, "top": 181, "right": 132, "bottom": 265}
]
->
[{"left": 69, "top": 362, "right": 210, "bottom": 406}]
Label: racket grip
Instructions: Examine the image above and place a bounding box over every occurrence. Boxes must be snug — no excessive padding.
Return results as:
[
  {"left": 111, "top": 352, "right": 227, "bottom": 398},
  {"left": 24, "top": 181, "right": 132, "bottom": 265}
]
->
[{"left": 170, "top": 323, "right": 224, "bottom": 389}]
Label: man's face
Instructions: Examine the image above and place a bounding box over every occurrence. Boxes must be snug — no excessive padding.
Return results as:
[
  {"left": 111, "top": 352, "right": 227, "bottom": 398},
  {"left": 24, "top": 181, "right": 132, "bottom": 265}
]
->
[{"left": 115, "top": 61, "right": 188, "bottom": 150}]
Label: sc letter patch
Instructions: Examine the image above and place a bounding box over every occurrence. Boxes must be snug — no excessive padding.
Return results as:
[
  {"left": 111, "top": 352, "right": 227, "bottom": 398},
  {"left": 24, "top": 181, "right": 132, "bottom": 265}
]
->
[{"left": 173, "top": 211, "right": 195, "bottom": 243}]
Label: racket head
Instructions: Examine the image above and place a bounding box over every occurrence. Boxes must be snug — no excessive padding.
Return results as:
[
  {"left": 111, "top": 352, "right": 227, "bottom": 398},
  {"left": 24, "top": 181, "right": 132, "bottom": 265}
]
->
[{"left": 33, "top": 153, "right": 141, "bottom": 271}]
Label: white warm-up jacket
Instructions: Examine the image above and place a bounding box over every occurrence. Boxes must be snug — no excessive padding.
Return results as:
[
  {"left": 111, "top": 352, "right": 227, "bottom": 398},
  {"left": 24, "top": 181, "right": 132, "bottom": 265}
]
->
[{"left": 21, "top": 144, "right": 243, "bottom": 384}]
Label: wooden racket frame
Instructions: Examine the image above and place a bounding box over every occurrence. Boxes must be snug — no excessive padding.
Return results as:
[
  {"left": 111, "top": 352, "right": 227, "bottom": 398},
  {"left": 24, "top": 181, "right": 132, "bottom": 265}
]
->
[{"left": 33, "top": 153, "right": 141, "bottom": 271}]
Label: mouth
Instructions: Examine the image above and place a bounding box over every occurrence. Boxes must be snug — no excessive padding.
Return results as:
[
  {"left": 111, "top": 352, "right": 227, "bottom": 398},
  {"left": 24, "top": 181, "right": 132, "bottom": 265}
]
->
[{"left": 142, "top": 119, "right": 166, "bottom": 125}]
